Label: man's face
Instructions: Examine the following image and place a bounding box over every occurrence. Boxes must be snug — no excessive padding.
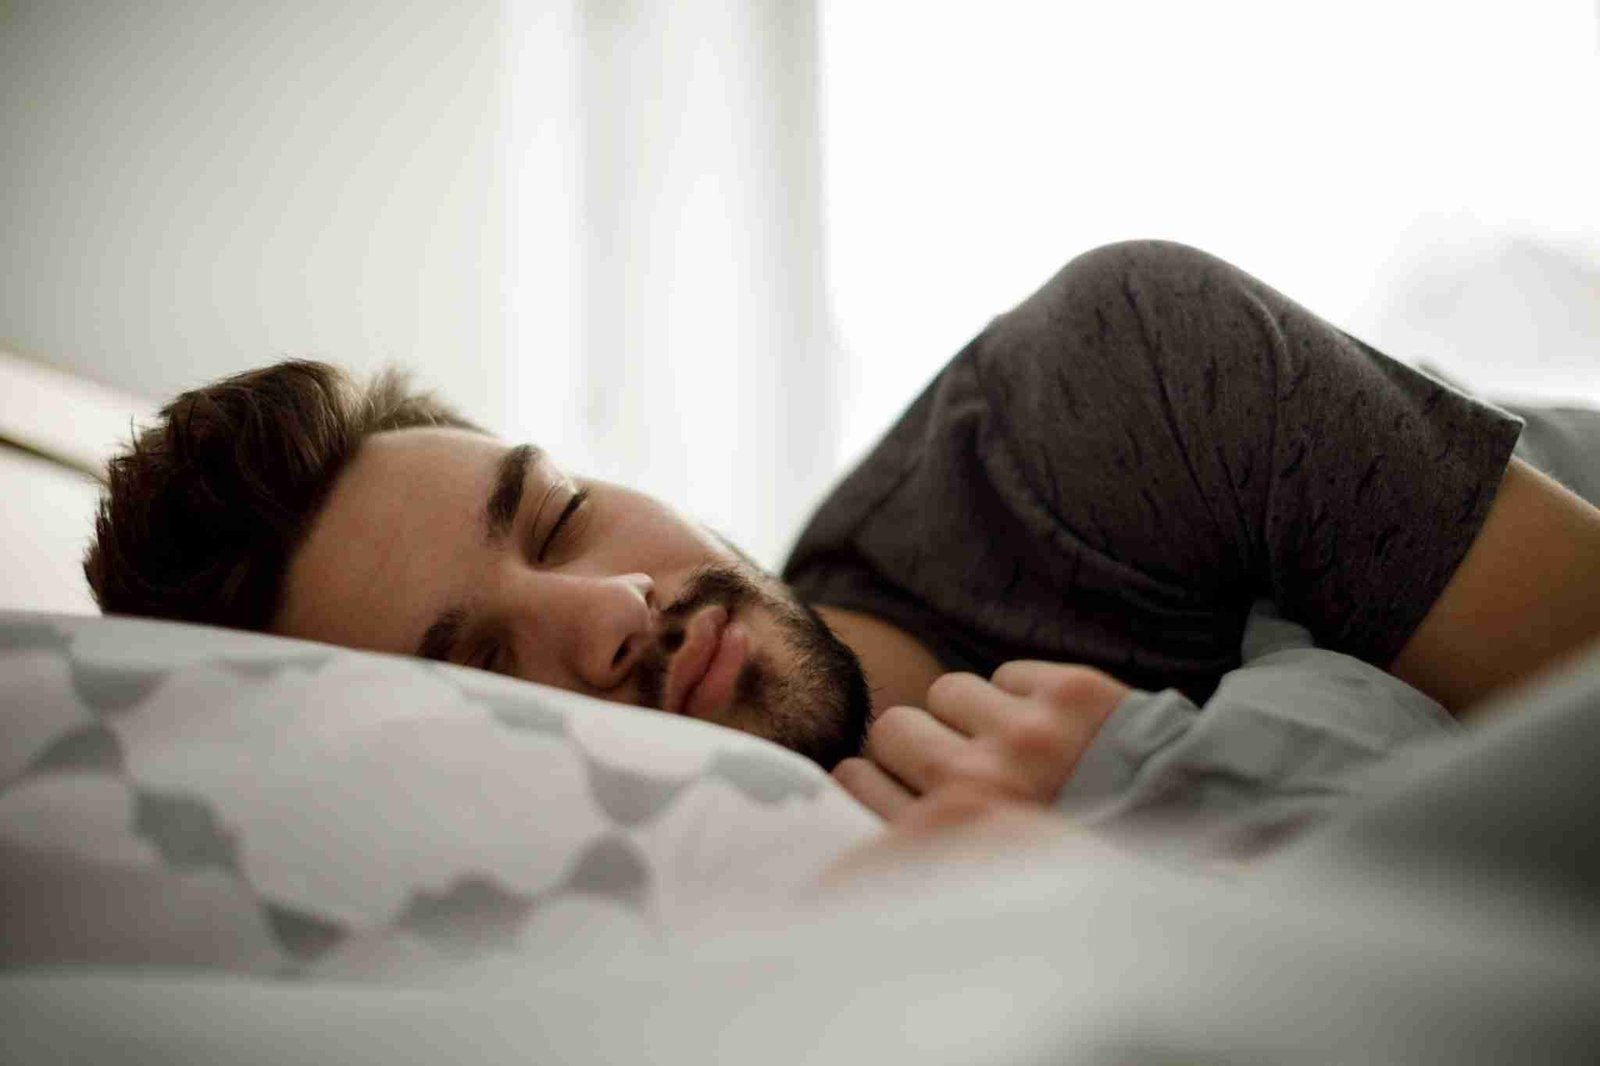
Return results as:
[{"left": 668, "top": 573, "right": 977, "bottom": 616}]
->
[{"left": 275, "top": 429, "right": 870, "bottom": 768}]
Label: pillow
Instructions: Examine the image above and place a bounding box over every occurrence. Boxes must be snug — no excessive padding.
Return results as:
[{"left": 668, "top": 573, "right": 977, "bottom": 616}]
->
[{"left": 0, "top": 611, "right": 879, "bottom": 981}]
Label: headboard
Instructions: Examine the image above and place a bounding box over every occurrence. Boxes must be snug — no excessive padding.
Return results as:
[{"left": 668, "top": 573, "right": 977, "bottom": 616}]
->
[{"left": 0, "top": 350, "right": 152, "bottom": 613}]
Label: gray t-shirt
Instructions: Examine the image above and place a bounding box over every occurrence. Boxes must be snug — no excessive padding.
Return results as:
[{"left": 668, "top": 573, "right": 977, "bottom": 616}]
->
[{"left": 782, "top": 240, "right": 1527, "bottom": 707}]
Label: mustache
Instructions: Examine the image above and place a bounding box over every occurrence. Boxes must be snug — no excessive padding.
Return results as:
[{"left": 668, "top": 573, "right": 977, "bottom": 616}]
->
[
  {"left": 658, "top": 566, "right": 761, "bottom": 639},
  {"left": 636, "top": 565, "right": 762, "bottom": 706}
]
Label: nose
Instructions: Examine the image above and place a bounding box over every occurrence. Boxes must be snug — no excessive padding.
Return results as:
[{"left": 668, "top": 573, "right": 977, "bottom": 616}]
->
[
  {"left": 564, "top": 571, "right": 657, "bottom": 692},
  {"left": 497, "top": 570, "right": 658, "bottom": 693}
]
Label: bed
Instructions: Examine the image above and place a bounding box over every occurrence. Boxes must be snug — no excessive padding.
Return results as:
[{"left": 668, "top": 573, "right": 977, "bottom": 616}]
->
[
  {"left": 2, "top": 350, "right": 1599, "bottom": 1063},
  {"left": 0, "top": 350, "right": 150, "bottom": 616}
]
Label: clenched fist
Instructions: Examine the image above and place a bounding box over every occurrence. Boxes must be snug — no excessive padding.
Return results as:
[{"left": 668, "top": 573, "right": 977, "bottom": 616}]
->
[{"left": 833, "top": 660, "right": 1131, "bottom": 825}]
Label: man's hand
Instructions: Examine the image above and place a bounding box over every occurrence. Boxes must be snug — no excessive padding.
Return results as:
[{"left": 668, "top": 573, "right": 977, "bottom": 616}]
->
[{"left": 832, "top": 660, "right": 1131, "bottom": 824}]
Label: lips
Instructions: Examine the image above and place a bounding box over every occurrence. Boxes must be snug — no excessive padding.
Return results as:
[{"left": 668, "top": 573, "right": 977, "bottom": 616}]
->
[{"left": 662, "top": 604, "right": 748, "bottom": 719}]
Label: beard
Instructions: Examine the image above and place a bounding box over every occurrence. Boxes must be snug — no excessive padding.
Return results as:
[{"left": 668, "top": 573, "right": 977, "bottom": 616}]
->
[{"left": 632, "top": 563, "right": 871, "bottom": 771}]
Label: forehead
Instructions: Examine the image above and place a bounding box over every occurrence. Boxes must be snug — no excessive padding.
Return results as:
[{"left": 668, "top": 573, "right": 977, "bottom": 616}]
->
[{"left": 274, "top": 427, "right": 517, "bottom": 653}]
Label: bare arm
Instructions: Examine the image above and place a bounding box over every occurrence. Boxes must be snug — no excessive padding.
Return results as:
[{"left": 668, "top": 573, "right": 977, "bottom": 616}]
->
[{"left": 1388, "top": 457, "right": 1600, "bottom": 717}]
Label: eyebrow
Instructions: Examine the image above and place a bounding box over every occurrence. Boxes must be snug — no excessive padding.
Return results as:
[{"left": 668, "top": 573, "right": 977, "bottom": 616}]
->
[
  {"left": 413, "top": 443, "right": 541, "bottom": 662},
  {"left": 485, "top": 444, "right": 538, "bottom": 543}
]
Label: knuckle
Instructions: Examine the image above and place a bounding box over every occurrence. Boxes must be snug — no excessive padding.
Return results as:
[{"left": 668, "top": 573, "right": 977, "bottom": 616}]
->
[
  {"left": 943, "top": 749, "right": 999, "bottom": 786},
  {"left": 925, "top": 671, "right": 976, "bottom": 707},
  {"left": 1039, "top": 666, "right": 1124, "bottom": 715},
  {"left": 868, "top": 704, "right": 916, "bottom": 738},
  {"left": 990, "top": 660, "right": 1028, "bottom": 688},
  {"left": 831, "top": 757, "right": 868, "bottom": 782},
  {"left": 1001, "top": 712, "right": 1069, "bottom": 758}
]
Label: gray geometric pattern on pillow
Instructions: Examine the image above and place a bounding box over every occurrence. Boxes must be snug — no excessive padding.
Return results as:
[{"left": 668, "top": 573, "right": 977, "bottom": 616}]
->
[
  {"left": 27, "top": 721, "right": 123, "bottom": 776},
  {"left": 134, "top": 788, "right": 242, "bottom": 872},
  {"left": 0, "top": 619, "right": 72, "bottom": 652},
  {"left": 0, "top": 611, "right": 879, "bottom": 982},
  {"left": 70, "top": 660, "right": 172, "bottom": 713}
]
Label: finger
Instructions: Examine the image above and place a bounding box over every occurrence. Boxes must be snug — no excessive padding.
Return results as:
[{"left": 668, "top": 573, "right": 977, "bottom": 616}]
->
[
  {"left": 990, "top": 660, "right": 1131, "bottom": 721},
  {"left": 922, "top": 671, "right": 1025, "bottom": 736},
  {"left": 990, "top": 659, "right": 1092, "bottom": 695},
  {"left": 864, "top": 704, "right": 975, "bottom": 795},
  {"left": 831, "top": 757, "right": 916, "bottom": 821}
]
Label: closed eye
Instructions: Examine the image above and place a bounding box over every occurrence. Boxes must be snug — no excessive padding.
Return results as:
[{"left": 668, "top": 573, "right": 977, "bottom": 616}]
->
[
  {"left": 473, "top": 488, "right": 591, "bottom": 676},
  {"left": 537, "top": 488, "right": 590, "bottom": 563}
]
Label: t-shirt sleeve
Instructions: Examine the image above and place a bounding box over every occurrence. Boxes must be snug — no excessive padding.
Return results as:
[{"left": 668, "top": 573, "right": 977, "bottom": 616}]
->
[
  {"left": 785, "top": 241, "right": 1525, "bottom": 697},
  {"left": 965, "top": 240, "right": 1526, "bottom": 669}
]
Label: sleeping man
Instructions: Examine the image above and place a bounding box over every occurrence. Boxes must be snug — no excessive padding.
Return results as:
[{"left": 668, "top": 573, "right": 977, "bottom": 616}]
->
[{"left": 83, "top": 240, "right": 1600, "bottom": 840}]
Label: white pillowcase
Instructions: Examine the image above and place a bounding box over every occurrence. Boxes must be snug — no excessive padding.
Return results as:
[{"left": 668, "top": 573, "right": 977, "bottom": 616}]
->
[{"left": 0, "top": 611, "right": 879, "bottom": 981}]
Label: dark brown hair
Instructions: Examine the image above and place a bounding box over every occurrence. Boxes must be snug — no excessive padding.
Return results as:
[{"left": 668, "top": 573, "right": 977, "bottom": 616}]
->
[{"left": 85, "top": 360, "right": 480, "bottom": 630}]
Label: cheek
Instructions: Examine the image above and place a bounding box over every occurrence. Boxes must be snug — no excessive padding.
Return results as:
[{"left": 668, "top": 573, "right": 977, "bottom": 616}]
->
[
  {"left": 601, "top": 495, "right": 733, "bottom": 575},
  {"left": 651, "top": 522, "right": 735, "bottom": 574}
]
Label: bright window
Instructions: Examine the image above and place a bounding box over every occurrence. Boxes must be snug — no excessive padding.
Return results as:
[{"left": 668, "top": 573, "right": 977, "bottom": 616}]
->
[{"left": 820, "top": 1, "right": 1600, "bottom": 466}]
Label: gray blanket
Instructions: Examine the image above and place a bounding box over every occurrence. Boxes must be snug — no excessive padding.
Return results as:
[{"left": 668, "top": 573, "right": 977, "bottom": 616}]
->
[{"left": 1057, "top": 596, "right": 1460, "bottom": 864}]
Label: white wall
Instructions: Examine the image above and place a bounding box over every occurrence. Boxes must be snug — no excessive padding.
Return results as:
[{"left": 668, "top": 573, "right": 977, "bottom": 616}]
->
[
  {"left": 820, "top": 1, "right": 1600, "bottom": 466},
  {"left": 1, "top": 0, "right": 834, "bottom": 568},
  {"left": 0, "top": 0, "right": 508, "bottom": 427}
]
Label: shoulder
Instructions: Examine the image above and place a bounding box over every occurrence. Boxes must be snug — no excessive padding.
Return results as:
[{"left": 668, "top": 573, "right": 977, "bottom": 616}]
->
[
  {"left": 981, "top": 239, "right": 1245, "bottom": 371},
  {"left": 969, "top": 239, "right": 1283, "bottom": 471}
]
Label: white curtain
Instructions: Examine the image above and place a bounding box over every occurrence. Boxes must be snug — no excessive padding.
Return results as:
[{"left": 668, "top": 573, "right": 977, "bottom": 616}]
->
[{"left": 502, "top": 0, "right": 836, "bottom": 569}]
